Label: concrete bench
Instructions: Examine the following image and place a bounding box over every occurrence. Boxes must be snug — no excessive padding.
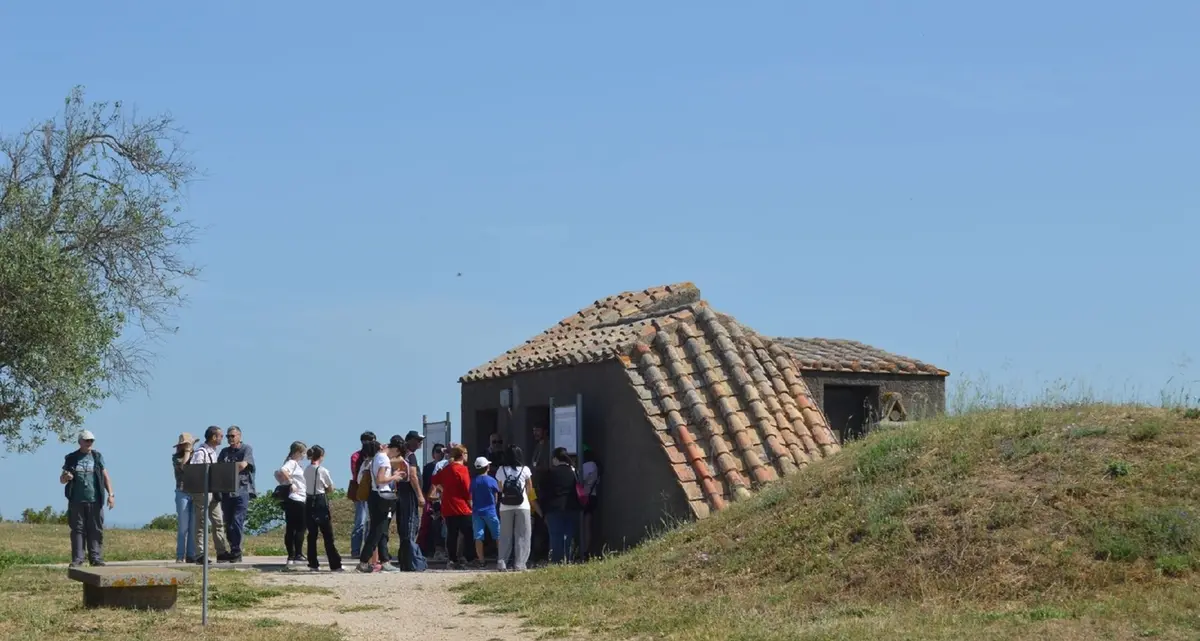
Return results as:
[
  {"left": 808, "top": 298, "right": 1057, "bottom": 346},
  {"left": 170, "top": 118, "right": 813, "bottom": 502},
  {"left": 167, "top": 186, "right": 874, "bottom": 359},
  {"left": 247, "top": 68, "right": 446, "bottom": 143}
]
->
[{"left": 67, "top": 567, "right": 193, "bottom": 611}]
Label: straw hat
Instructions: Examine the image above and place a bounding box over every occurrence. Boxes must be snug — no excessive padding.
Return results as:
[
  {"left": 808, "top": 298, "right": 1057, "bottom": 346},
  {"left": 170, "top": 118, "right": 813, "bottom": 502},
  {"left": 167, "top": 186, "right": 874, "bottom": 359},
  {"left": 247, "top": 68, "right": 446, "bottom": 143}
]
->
[{"left": 175, "top": 432, "right": 195, "bottom": 449}]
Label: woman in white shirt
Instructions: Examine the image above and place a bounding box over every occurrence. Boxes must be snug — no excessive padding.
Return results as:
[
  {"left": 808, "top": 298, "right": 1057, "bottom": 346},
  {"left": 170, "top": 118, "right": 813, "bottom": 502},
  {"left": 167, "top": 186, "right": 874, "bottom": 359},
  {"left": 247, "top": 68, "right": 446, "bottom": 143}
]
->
[
  {"left": 302, "top": 445, "right": 344, "bottom": 572},
  {"left": 274, "top": 441, "right": 307, "bottom": 565},
  {"left": 356, "top": 438, "right": 405, "bottom": 573},
  {"left": 494, "top": 445, "right": 540, "bottom": 572}
]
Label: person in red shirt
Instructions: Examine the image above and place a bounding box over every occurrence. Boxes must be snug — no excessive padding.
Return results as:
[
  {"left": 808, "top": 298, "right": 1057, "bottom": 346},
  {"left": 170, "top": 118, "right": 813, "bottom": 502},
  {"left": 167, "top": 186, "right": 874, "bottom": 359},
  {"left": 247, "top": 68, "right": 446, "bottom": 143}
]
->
[{"left": 431, "top": 445, "right": 475, "bottom": 569}]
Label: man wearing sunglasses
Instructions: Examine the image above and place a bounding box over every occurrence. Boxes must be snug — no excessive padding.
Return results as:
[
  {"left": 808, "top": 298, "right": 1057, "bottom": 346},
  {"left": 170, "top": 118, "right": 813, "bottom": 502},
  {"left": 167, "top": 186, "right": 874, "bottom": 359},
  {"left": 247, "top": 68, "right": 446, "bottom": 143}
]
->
[
  {"left": 60, "top": 430, "right": 115, "bottom": 568},
  {"left": 217, "top": 425, "right": 256, "bottom": 563}
]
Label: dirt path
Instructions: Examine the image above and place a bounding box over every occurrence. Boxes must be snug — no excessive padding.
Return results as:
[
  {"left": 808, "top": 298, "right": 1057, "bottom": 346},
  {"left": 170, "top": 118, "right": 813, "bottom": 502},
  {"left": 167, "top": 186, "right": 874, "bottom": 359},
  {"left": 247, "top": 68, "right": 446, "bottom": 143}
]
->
[{"left": 247, "top": 570, "right": 541, "bottom": 641}]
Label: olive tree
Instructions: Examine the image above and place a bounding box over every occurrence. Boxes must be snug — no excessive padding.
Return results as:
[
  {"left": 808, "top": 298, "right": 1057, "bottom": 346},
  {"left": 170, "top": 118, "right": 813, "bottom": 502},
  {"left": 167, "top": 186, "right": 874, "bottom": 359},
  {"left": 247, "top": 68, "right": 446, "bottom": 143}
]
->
[{"left": 0, "top": 87, "right": 200, "bottom": 452}]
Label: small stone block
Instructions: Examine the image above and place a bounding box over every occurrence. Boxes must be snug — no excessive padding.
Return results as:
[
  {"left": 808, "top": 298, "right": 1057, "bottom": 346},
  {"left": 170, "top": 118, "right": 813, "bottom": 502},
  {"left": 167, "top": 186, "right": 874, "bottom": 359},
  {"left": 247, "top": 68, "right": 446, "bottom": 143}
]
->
[{"left": 69, "top": 567, "right": 191, "bottom": 611}]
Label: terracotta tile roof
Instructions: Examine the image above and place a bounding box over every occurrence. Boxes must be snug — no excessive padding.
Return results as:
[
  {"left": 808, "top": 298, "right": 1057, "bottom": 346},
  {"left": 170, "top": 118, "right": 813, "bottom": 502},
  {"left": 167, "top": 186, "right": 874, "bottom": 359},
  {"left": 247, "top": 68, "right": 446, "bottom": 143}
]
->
[
  {"left": 461, "top": 283, "right": 842, "bottom": 518},
  {"left": 623, "top": 306, "right": 840, "bottom": 518},
  {"left": 773, "top": 337, "right": 948, "bottom": 376},
  {"left": 459, "top": 282, "right": 703, "bottom": 383}
]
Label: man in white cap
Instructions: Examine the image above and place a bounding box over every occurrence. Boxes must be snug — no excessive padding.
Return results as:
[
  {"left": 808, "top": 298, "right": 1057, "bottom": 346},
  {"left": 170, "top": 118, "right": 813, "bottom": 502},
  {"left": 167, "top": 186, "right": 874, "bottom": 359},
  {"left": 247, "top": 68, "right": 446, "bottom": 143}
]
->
[{"left": 60, "top": 430, "right": 115, "bottom": 568}]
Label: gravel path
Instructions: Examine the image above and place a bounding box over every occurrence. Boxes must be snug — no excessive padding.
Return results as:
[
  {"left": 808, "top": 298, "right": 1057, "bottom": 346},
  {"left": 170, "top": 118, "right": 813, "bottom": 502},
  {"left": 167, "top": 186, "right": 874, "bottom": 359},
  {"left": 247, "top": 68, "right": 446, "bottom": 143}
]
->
[{"left": 250, "top": 569, "right": 542, "bottom": 641}]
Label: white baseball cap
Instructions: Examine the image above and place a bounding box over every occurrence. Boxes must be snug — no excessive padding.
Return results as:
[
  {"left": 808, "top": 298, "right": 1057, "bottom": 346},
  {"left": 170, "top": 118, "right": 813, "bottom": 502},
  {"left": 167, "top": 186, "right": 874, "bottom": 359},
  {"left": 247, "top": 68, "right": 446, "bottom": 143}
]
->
[
  {"left": 78, "top": 430, "right": 96, "bottom": 442},
  {"left": 474, "top": 456, "right": 491, "bottom": 469}
]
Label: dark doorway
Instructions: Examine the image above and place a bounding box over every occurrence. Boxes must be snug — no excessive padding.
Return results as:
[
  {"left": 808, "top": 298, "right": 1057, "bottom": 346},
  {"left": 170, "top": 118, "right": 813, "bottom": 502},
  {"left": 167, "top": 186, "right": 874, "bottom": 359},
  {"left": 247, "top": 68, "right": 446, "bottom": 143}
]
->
[
  {"left": 823, "top": 385, "right": 879, "bottom": 443},
  {"left": 475, "top": 409, "right": 499, "bottom": 456}
]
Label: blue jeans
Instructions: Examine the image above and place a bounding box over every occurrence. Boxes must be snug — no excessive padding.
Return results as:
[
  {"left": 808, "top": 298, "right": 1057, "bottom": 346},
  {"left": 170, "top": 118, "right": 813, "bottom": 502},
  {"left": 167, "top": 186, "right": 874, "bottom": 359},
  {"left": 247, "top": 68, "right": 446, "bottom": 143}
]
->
[
  {"left": 174, "top": 490, "right": 197, "bottom": 561},
  {"left": 350, "top": 500, "right": 369, "bottom": 557},
  {"left": 546, "top": 511, "right": 579, "bottom": 564},
  {"left": 220, "top": 493, "right": 250, "bottom": 556}
]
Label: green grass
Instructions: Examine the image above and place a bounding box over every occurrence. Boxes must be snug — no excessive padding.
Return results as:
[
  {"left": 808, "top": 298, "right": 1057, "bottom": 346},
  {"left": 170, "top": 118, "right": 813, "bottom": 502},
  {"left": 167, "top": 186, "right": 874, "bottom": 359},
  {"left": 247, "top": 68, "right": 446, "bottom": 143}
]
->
[
  {"left": 458, "top": 405, "right": 1200, "bottom": 640},
  {"left": 0, "top": 565, "right": 341, "bottom": 641}
]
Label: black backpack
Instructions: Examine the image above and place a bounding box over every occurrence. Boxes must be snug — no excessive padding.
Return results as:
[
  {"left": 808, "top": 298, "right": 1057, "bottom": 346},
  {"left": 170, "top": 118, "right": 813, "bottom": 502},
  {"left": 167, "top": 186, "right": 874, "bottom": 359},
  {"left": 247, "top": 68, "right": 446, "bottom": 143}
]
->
[{"left": 500, "top": 467, "right": 525, "bottom": 506}]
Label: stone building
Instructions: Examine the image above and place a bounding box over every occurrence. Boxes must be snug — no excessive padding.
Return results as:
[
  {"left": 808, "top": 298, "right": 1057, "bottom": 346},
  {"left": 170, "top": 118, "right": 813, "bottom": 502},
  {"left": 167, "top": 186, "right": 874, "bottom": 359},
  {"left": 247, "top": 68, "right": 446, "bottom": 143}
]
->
[
  {"left": 773, "top": 338, "right": 948, "bottom": 443},
  {"left": 458, "top": 282, "right": 945, "bottom": 551}
]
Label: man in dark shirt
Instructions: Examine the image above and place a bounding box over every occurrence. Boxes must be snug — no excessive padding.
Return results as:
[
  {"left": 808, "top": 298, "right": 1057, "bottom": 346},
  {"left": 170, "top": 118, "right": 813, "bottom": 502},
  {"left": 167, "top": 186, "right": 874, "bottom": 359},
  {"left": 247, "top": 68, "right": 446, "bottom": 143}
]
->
[
  {"left": 420, "top": 443, "right": 445, "bottom": 557},
  {"left": 217, "top": 425, "right": 256, "bottom": 563},
  {"left": 400, "top": 430, "right": 428, "bottom": 570},
  {"left": 60, "top": 430, "right": 115, "bottom": 567},
  {"left": 529, "top": 424, "right": 551, "bottom": 564}
]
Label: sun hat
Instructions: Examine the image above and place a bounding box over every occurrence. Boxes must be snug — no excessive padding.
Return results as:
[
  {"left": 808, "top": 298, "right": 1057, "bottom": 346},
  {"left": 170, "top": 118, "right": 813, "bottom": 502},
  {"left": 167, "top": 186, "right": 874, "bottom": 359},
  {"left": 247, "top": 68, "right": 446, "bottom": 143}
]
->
[{"left": 175, "top": 432, "right": 195, "bottom": 448}]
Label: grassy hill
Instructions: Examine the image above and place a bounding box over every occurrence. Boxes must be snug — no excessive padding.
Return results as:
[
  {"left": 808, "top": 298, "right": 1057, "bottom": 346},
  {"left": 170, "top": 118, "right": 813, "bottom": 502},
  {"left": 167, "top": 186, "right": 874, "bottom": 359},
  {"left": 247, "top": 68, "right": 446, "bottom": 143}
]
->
[{"left": 459, "top": 405, "right": 1200, "bottom": 640}]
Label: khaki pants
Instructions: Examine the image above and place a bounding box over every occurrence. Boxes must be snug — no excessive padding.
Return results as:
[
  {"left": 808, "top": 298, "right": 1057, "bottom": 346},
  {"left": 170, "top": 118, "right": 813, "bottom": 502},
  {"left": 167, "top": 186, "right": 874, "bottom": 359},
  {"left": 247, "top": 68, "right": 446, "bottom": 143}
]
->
[{"left": 192, "top": 493, "right": 229, "bottom": 558}]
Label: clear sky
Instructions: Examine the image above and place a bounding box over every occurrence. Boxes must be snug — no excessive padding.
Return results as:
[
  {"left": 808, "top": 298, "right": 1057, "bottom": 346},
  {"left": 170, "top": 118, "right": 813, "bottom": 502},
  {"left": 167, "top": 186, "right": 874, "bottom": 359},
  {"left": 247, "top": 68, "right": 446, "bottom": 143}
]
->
[{"left": 1, "top": 2, "right": 1197, "bottom": 526}]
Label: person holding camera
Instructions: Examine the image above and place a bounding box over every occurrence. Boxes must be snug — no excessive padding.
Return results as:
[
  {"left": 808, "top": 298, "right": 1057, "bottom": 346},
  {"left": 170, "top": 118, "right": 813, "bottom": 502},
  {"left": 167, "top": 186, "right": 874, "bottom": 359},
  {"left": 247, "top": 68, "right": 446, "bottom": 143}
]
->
[{"left": 61, "top": 430, "right": 115, "bottom": 568}]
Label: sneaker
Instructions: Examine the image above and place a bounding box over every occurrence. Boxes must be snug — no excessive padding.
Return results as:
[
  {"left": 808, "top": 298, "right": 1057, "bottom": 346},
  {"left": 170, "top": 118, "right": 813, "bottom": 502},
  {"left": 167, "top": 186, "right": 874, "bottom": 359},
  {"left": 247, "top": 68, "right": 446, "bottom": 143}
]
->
[
  {"left": 495, "top": 561, "right": 507, "bottom": 571},
  {"left": 216, "top": 552, "right": 233, "bottom": 562},
  {"left": 184, "top": 556, "right": 196, "bottom": 564},
  {"left": 294, "top": 555, "right": 308, "bottom": 564},
  {"left": 356, "top": 562, "right": 374, "bottom": 574},
  {"left": 68, "top": 562, "right": 84, "bottom": 569},
  {"left": 468, "top": 559, "right": 486, "bottom": 570},
  {"left": 89, "top": 560, "right": 106, "bottom": 567},
  {"left": 227, "top": 555, "right": 243, "bottom": 564},
  {"left": 379, "top": 563, "right": 400, "bottom": 573},
  {"left": 330, "top": 567, "right": 346, "bottom": 573},
  {"left": 194, "top": 556, "right": 214, "bottom": 565}
]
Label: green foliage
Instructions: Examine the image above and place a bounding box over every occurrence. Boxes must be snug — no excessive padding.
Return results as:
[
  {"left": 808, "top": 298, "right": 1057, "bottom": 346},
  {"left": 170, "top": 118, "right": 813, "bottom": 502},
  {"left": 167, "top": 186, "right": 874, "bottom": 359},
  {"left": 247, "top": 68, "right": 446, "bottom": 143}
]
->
[
  {"left": 0, "top": 86, "right": 200, "bottom": 452},
  {"left": 20, "top": 506, "right": 68, "bottom": 525},
  {"left": 0, "top": 234, "right": 117, "bottom": 451},
  {"left": 1130, "top": 419, "right": 1165, "bottom": 442},
  {"left": 245, "top": 488, "right": 350, "bottom": 535},
  {"left": 1106, "top": 460, "right": 1131, "bottom": 478},
  {"left": 246, "top": 494, "right": 284, "bottom": 535},
  {"left": 143, "top": 513, "right": 177, "bottom": 531},
  {"left": 1090, "top": 507, "right": 1199, "bottom": 565}
]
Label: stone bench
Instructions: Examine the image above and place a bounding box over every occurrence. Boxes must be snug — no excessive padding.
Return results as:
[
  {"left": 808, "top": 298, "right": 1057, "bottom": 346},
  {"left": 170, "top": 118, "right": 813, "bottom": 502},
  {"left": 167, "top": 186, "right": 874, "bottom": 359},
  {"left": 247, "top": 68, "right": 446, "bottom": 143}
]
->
[{"left": 67, "top": 567, "right": 193, "bottom": 611}]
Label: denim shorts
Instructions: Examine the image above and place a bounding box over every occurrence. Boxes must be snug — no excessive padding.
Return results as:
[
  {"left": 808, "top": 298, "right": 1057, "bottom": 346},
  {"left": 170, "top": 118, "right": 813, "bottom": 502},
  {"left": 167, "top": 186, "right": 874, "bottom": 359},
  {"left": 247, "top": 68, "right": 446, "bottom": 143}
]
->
[{"left": 472, "top": 512, "right": 500, "bottom": 541}]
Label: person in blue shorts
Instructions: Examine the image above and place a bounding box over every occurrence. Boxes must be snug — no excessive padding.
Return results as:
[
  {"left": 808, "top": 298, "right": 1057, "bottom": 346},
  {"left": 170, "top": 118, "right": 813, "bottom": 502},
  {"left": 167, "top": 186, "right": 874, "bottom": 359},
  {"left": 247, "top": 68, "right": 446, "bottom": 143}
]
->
[{"left": 470, "top": 456, "right": 500, "bottom": 568}]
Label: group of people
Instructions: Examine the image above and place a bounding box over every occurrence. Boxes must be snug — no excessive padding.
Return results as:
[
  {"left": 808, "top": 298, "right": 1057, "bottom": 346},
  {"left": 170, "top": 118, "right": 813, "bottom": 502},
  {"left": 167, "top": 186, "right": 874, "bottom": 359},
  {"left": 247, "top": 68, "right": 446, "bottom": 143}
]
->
[
  {"left": 59, "top": 422, "right": 600, "bottom": 572},
  {"left": 345, "top": 429, "right": 598, "bottom": 573},
  {"left": 172, "top": 424, "right": 258, "bottom": 564},
  {"left": 410, "top": 426, "right": 602, "bottom": 570}
]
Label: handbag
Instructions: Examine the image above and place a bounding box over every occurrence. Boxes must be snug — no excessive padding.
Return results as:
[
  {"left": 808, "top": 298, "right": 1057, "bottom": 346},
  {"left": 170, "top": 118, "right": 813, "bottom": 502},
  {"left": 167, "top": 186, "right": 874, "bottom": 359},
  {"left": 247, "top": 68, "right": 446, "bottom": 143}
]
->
[
  {"left": 355, "top": 467, "right": 372, "bottom": 501},
  {"left": 271, "top": 484, "right": 291, "bottom": 502},
  {"left": 573, "top": 466, "right": 589, "bottom": 508},
  {"left": 307, "top": 464, "right": 331, "bottom": 523}
]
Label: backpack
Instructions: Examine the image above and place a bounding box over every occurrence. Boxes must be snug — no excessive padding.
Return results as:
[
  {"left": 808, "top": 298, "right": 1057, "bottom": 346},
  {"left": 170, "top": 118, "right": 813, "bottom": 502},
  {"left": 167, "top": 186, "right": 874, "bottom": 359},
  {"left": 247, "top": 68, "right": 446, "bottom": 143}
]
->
[{"left": 500, "top": 467, "right": 525, "bottom": 506}]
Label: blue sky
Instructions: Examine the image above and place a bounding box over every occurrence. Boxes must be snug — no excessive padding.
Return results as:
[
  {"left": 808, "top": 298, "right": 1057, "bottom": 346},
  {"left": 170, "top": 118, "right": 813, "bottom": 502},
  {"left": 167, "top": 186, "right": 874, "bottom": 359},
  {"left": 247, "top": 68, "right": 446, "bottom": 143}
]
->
[{"left": 1, "top": 2, "right": 1197, "bottom": 526}]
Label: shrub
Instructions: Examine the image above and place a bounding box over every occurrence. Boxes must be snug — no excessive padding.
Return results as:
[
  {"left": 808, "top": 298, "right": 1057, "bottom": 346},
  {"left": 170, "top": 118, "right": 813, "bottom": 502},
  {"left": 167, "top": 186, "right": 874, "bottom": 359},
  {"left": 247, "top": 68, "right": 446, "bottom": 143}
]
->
[
  {"left": 20, "top": 506, "right": 68, "bottom": 525},
  {"left": 143, "top": 513, "right": 177, "bottom": 531}
]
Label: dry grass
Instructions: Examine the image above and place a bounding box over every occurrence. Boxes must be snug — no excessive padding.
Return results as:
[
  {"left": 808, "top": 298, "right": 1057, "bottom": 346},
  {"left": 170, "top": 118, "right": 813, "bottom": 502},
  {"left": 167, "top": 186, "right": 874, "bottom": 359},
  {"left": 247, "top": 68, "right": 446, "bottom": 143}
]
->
[
  {"left": 0, "top": 564, "right": 340, "bottom": 641},
  {"left": 0, "top": 494, "right": 362, "bottom": 564},
  {"left": 458, "top": 405, "right": 1200, "bottom": 640},
  {"left": 0, "top": 522, "right": 297, "bottom": 564}
]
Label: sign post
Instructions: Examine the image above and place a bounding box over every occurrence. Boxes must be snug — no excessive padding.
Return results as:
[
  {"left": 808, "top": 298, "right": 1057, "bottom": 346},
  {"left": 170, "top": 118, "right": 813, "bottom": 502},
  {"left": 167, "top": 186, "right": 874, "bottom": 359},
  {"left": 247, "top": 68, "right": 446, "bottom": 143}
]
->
[
  {"left": 422, "top": 412, "right": 452, "bottom": 466},
  {"left": 549, "top": 394, "right": 583, "bottom": 456},
  {"left": 549, "top": 394, "right": 584, "bottom": 561},
  {"left": 181, "top": 461, "right": 238, "bottom": 626}
]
